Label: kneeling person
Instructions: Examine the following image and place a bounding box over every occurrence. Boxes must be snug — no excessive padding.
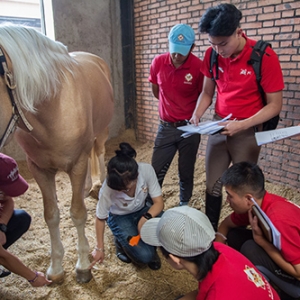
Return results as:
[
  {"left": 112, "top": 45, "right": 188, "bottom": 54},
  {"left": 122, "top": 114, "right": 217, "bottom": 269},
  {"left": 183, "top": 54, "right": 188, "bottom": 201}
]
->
[{"left": 141, "top": 206, "right": 279, "bottom": 300}]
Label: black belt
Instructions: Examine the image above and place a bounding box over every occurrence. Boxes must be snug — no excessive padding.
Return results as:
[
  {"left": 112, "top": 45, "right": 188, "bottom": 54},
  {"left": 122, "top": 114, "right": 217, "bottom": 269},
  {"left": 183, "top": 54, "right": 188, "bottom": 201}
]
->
[{"left": 160, "top": 119, "right": 188, "bottom": 128}]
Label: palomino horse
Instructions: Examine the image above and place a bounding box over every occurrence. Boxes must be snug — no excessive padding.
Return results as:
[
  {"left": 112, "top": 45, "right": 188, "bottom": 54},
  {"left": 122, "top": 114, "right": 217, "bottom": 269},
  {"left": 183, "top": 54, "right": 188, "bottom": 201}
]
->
[{"left": 0, "top": 24, "right": 114, "bottom": 283}]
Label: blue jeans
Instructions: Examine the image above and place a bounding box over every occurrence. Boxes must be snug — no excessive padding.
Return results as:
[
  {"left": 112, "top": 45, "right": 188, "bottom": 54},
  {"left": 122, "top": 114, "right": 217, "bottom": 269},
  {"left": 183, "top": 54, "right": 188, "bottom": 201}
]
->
[
  {"left": 107, "top": 206, "right": 162, "bottom": 264},
  {"left": 3, "top": 209, "right": 31, "bottom": 249}
]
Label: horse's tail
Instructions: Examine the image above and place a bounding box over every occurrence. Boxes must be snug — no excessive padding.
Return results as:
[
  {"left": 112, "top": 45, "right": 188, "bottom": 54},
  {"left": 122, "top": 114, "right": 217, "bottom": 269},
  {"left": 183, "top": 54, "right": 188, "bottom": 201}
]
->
[{"left": 90, "top": 128, "right": 109, "bottom": 183}]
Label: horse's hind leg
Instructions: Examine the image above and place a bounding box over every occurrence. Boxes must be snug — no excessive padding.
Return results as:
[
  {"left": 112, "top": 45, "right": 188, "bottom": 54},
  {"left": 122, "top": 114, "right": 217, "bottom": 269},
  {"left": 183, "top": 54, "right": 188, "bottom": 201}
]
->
[
  {"left": 69, "top": 154, "right": 92, "bottom": 283},
  {"left": 27, "top": 159, "right": 65, "bottom": 283}
]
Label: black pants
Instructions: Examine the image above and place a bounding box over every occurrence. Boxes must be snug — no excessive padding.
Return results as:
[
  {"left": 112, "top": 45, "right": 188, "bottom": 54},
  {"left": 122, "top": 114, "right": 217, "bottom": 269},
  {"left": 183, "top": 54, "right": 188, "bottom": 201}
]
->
[
  {"left": 3, "top": 209, "right": 31, "bottom": 249},
  {"left": 227, "top": 227, "right": 300, "bottom": 298},
  {"left": 151, "top": 124, "right": 200, "bottom": 202}
]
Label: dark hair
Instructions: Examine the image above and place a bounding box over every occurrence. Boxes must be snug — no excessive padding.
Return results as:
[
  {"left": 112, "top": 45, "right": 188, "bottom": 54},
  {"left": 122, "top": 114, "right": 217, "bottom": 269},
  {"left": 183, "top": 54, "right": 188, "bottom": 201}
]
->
[
  {"left": 106, "top": 142, "right": 138, "bottom": 191},
  {"left": 221, "top": 162, "right": 265, "bottom": 198},
  {"left": 160, "top": 244, "right": 220, "bottom": 281},
  {"left": 199, "top": 3, "right": 242, "bottom": 37}
]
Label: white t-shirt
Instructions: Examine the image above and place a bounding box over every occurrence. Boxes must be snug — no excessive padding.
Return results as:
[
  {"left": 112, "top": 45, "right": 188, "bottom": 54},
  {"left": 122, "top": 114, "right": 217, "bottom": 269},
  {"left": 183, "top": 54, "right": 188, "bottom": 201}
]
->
[{"left": 96, "top": 162, "right": 161, "bottom": 219}]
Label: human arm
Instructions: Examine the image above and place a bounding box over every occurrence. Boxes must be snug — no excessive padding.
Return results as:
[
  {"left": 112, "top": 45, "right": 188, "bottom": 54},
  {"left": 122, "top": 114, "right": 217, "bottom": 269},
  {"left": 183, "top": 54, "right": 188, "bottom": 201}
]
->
[
  {"left": 220, "top": 91, "right": 283, "bottom": 136},
  {"left": 215, "top": 214, "right": 238, "bottom": 243},
  {"left": 138, "top": 195, "right": 164, "bottom": 232},
  {"left": 249, "top": 209, "right": 300, "bottom": 279},
  {"left": 0, "top": 244, "right": 51, "bottom": 286},
  {"left": 0, "top": 193, "right": 14, "bottom": 245},
  {"left": 89, "top": 217, "right": 106, "bottom": 269},
  {"left": 190, "top": 76, "right": 215, "bottom": 124},
  {"left": 151, "top": 83, "right": 159, "bottom": 100}
]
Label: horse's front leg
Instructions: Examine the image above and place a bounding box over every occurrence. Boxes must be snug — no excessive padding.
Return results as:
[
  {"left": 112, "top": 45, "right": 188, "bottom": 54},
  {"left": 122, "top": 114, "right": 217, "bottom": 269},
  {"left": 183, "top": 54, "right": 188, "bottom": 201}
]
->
[
  {"left": 27, "top": 159, "right": 65, "bottom": 283},
  {"left": 69, "top": 155, "right": 92, "bottom": 283}
]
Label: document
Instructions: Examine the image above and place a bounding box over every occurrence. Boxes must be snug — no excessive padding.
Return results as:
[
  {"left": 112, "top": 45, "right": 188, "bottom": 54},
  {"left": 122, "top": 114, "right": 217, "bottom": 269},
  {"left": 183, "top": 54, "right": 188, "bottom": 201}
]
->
[
  {"left": 251, "top": 198, "right": 281, "bottom": 250},
  {"left": 178, "top": 114, "right": 232, "bottom": 138},
  {"left": 255, "top": 126, "right": 300, "bottom": 146}
]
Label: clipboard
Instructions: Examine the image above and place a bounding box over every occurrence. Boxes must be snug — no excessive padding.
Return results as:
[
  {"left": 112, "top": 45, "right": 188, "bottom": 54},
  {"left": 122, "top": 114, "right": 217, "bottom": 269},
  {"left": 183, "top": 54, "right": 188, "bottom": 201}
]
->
[{"left": 252, "top": 205, "right": 273, "bottom": 243}]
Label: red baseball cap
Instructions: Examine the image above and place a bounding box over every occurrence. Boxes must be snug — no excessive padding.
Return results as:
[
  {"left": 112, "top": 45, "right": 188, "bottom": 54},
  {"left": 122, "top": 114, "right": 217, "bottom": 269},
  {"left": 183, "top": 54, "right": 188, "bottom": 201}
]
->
[{"left": 0, "top": 153, "right": 28, "bottom": 197}]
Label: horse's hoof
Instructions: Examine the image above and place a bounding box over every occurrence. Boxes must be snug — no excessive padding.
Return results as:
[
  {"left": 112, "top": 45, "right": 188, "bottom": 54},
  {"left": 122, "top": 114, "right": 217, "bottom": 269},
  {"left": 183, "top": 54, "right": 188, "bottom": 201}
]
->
[
  {"left": 47, "top": 271, "right": 65, "bottom": 284},
  {"left": 76, "top": 269, "right": 92, "bottom": 283}
]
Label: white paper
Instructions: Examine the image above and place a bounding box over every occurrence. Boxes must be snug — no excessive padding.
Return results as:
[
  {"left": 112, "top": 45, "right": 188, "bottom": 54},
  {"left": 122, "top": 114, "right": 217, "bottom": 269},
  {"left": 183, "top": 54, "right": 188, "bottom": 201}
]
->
[
  {"left": 178, "top": 113, "right": 232, "bottom": 138},
  {"left": 255, "top": 126, "right": 300, "bottom": 146}
]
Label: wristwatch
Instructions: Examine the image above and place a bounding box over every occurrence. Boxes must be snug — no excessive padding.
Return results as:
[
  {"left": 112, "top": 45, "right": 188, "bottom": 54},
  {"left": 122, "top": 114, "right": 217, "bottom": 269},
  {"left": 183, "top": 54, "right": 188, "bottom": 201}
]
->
[
  {"left": 143, "top": 212, "right": 153, "bottom": 220},
  {"left": 0, "top": 223, "right": 7, "bottom": 233}
]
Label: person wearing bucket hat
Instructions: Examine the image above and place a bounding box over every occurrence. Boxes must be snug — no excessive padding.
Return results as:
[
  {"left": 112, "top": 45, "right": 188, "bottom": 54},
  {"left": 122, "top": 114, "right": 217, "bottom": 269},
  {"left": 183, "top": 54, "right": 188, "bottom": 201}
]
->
[
  {"left": 0, "top": 153, "right": 51, "bottom": 286},
  {"left": 148, "top": 23, "right": 204, "bottom": 207},
  {"left": 141, "top": 206, "right": 279, "bottom": 300}
]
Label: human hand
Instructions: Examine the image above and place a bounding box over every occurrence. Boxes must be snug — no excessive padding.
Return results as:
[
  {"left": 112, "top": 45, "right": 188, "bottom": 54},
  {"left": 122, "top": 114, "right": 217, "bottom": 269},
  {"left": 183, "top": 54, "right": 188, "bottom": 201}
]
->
[
  {"left": 89, "top": 247, "right": 105, "bottom": 269},
  {"left": 29, "top": 271, "right": 52, "bottom": 287},
  {"left": 248, "top": 209, "right": 265, "bottom": 245},
  {"left": 219, "top": 119, "right": 243, "bottom": 136},
  {"left": 189, "top": 114, "right": 200, "bottom": 125}
]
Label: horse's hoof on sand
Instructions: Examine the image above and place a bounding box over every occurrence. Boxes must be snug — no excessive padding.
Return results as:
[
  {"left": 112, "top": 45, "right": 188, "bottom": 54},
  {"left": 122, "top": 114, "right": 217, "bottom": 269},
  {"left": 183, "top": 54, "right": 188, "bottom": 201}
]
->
[
  {"left": 47, "top": 271, "right": 65, "bottom": 284},
  {"left": 76, "top": 269, "right": 92, "bottom": 283}
]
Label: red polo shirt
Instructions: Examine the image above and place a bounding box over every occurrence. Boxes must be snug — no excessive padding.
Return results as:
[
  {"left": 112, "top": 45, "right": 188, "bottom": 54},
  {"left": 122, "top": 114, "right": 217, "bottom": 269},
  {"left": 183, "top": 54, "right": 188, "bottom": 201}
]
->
[
  {"left": 231, "top": 192, "right": 300, "bottom": 266},
  {"left": 201, "top": 34, "right": 284, "bottom": 120},
  {"left": 149, "top": 52, "right": 203, "bottom": 122},
  {"left": 197, "top": 242, "right": 279, "bottom": 300}
]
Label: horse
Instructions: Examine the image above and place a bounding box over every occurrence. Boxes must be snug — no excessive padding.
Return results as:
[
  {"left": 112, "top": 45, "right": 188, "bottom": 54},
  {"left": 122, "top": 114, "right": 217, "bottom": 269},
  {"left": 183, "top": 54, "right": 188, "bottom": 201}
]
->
[{"left": 0, "top": 24, "right": 114, "bottom": 283}]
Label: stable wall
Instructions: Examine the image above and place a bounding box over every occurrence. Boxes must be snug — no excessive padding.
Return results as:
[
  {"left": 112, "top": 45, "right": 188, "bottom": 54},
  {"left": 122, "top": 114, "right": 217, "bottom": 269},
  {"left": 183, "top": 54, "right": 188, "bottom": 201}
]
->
[{"left": 134, "top": 0, "right": 300, "bottom": 191}]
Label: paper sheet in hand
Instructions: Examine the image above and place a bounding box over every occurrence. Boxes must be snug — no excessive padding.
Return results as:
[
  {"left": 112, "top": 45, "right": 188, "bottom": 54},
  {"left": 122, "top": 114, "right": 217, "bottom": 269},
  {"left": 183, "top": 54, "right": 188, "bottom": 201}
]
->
[
  {"left": 178, "top": 113, "right": 232, "bottom": 138},
  {"left": 255, "top": 126, "right": 300, "bottom": 146}
]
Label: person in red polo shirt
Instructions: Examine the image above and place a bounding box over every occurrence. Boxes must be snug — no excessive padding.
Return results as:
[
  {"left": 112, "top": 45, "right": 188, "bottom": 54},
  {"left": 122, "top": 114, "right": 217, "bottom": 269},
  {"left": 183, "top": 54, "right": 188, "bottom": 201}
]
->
[
  {"left": 190, "top": 3, "right": 284, "bottom": 231},
  {"left": 149, "top": 23, "right": 204, "bottom": 206},
  {"left": 141, "top": 206, "right": 280, "bottom": 300}
]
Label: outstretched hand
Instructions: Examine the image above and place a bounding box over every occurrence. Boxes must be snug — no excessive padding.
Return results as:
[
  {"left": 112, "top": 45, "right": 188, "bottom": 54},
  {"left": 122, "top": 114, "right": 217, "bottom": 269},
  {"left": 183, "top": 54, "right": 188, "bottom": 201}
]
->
[
  {"left": 30, "top": 271, "right": 52, "bottom": 287},
  {"left": 89, "top": 248, "right": 105, "bottom": 269}
]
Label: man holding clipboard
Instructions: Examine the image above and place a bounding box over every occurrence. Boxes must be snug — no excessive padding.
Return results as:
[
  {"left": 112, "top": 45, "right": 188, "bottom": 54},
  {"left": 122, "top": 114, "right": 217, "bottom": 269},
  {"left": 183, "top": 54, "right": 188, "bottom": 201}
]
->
[{"left": 215, "top": 162, "right": 300, "bottom": 300}]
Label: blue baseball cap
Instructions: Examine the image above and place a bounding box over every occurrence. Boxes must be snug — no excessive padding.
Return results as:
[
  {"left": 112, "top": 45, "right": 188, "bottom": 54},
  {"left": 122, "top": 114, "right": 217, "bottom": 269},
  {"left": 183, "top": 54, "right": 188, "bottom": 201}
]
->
[{"left": 168, "top": 24, "right": 195, "bottom": 56}]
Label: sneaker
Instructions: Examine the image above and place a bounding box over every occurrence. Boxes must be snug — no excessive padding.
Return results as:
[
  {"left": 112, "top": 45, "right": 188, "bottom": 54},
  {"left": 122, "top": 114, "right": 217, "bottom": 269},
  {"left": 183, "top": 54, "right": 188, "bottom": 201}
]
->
[
  {"left": 179, "top": 201, "right": 189, "bottom": 206},
  {"left": 0, "top": 266, "right": 11, "bottom": 278},
  {"left": 114, "top": 237, "right": 132, "bottom": 264},
  {"left": 148, "top": 251, "right": 161, "bottom": 270}
]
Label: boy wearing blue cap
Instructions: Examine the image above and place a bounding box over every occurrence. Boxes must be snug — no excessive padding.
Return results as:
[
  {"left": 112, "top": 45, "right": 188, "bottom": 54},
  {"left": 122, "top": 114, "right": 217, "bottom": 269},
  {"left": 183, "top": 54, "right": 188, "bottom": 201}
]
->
[{"left": 148, "top": 24, "right": 204, "bottom": 207}]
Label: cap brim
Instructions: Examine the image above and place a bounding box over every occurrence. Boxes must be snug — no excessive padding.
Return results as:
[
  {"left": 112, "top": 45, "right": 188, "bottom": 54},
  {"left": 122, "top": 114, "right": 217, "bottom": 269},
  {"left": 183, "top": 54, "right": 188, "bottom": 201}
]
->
[
  {"left": 140, "top": 217, "right": 162, "bottom": 247},
  {"left": 169, "top": 42, "right": 191, "bottom": 56},
  {"left": 0, "top": 175, "right": 28, "bottom": 197}
]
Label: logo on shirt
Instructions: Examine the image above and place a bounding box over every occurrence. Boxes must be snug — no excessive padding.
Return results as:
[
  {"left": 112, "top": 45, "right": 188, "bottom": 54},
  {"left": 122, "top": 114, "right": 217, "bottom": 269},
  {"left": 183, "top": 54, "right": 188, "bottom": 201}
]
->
[
  {"left": 244, "top": 265, "right": 265, "bottom": 288},
  {"left": 184, "top": 73, "right": 193, "bottom": 84},
  {"left": 240, "top": 69, "right": 252, "bottom": 76}
]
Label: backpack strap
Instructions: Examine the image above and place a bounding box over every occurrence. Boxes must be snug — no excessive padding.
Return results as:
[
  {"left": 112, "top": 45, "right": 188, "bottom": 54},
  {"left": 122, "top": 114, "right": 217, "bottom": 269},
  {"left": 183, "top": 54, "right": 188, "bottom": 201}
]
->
[
  {"left": 209, "top": 48, "right": 219, "bottom": 80},
  {"left": 248, "top": 40, "right": 271, "bottom": 105}
]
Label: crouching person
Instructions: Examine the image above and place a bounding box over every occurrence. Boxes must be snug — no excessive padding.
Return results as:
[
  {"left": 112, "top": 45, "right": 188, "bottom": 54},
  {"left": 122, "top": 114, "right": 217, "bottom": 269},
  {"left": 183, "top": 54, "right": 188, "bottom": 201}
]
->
[
  {"left": 141, "top": 206, "right": 279, "bottom": 300},
  {"left": 90, "top": 142, "right": 164, "bottom": 271}
]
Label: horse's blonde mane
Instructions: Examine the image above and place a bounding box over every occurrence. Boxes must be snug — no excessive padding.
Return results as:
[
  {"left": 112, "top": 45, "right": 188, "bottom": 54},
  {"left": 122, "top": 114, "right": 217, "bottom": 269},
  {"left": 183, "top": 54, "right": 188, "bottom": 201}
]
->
[{"left": 0, "top": 24, "right": 77, "bottom": 112}]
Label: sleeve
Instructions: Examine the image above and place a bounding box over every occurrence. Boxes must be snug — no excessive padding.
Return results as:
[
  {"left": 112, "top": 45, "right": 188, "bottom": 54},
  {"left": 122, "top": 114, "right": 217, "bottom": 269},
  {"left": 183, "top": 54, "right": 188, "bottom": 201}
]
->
[
  {"left": 95, "top": 181, "right": 111, "bottom": 220},
  {"left": 148, "top": 56, "right": 158, "bottom": 84},
  {"left": 201, "top": 47, "right": 214, "bottom": 78},
  {"left": 230, "top": 212, "right": 249, "bottom": 227},
  {"left": 142, "top": 164, "right": 161, "bottom": 199},
  {"left": 260, "top": 47, "right": 284, "bottom": 93}
]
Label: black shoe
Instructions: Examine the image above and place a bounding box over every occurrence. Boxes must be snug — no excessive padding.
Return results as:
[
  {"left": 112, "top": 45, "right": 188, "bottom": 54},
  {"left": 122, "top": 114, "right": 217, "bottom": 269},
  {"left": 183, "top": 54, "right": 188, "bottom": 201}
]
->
[
  {"left": 114, "top": 238, "right": 132, "bottom": 264},
  {"left": 148, "top": 251, "right": 161, "bottom": 270},
  {"left": 179, "top": 201, "right": 189, "bottom": 206},
  {"left": 0, "top": 267, "right": 11, "bottom": 278}
]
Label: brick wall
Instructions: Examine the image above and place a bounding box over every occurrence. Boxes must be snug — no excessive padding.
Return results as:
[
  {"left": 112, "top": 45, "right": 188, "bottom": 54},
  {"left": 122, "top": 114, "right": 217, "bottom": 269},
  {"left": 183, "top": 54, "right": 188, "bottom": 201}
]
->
[{"left": 133, "top": 0, "right": 300, "bottom": 191}]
